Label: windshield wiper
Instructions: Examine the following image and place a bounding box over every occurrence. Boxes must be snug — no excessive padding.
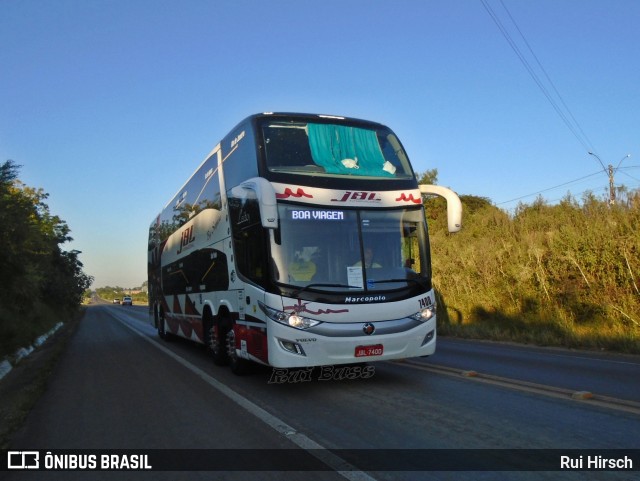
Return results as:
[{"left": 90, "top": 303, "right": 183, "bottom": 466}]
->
[
  {"left": 367, "top": 278, "right": 428, "bottom": 288},
  {"left": 290, "top": 283, "right": 359, "bottom": 297},
  {"left": 282, "top": 279, "right": 427, "bottom": 298}
]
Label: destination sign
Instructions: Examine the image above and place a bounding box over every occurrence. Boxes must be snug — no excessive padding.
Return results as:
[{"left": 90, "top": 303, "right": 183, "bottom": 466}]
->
[{"left": 290, "top": 210, "right": 345, "bottom": 221}]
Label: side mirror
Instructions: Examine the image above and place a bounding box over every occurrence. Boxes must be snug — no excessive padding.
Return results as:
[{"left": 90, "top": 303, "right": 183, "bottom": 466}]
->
[
  {"left": 419, "top": 184, "right": 462, "bottom": 233},
  {"left": 232, "top": 177, "right": 278, "bottom": 229}
]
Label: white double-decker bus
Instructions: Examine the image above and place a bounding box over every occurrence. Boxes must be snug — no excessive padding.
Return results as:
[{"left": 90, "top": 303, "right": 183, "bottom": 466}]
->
[{"left": 148, "top": 113, "right": 461, "bottom": 374}]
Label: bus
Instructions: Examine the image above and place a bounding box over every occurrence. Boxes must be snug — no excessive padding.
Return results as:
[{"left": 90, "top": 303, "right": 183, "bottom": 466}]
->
[{"left": 148, "top": 112, "right": 461, "bottom": 374}]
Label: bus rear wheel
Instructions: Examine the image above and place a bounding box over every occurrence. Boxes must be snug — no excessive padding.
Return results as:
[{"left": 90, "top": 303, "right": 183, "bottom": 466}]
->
[
  {"left": 157, "top": 309, "right": 173, "bottom": 341},
  {"left": 204, "top": 311, "right": 229, "bottom": 366},
  {"left": 226, "top": 325, "right": 251, "bottom": 375}
]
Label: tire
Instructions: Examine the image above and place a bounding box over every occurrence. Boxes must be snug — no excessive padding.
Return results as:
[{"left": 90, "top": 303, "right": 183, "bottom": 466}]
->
[
  {"left": 226, "top": 324, "right": 251, "bottom": 375},
  {"left": 157, "top": 308, "right": 166, "bottom": 340},
  {"left": 158, "top": 310, "right": 174, "bottom": 342},
  {"left": 203, "top": 310, "right": 229, "bottom": 366}
]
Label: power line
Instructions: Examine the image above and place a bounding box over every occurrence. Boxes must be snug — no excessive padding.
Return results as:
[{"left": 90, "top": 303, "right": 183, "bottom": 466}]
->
[
  {"left": 618, "top": 166, "right": 640, "bottom": 184},
  {"left": 496, "top": 170, "right": 603, "bottom": 205},
  {"left": 497, "top": 165, "right": 639, "bottom": 207},
  {"left": 479, "top": 1, "right": 636, "bottom": 206},
  {"left": 480, "top": 0, "right": 595, "bottom": 154},
  {"left": 620, "top": 174, "right": 640, "bottom": 185},
  {"left": 500, "top": 184, "right": 629, "bottom": 213},
  {"left": 497, "top": 0, "right": 597, "bottom": 153}
]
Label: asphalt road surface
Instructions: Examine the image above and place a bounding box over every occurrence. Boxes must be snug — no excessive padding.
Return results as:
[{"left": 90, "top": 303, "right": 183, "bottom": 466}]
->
[{"left": 5, "top": 305, "right": 639, "bottom": 480}]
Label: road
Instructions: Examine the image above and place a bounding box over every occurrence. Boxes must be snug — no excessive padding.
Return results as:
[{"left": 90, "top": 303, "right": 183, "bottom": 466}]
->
[
  {"left": 6, "top": 305, "right": 640, "bottom": 480},
  {"left": 424, "top": 338, "right": 640, "bottom": 403}
]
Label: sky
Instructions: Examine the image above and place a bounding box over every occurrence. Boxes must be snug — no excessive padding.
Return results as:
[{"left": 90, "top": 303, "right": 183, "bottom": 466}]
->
[{"left": 1, "top": 0, "right": 639, "bottom": 288}]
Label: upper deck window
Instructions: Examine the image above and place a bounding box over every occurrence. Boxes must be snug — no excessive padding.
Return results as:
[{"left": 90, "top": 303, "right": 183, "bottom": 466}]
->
[{"left": 262, "top": 120, "right": 414, "bottom": 179}]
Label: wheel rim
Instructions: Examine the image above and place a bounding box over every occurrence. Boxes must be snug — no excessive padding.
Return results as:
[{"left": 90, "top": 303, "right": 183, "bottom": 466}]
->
[
  {"left": 158, "top": 313, "right": 165, "bottom": 336},
  {"left": 209, "top": 325, "right": 223, "bottom": 357},
  {"left": 226, "top": 328, "right": 237, "bottom": 363}
]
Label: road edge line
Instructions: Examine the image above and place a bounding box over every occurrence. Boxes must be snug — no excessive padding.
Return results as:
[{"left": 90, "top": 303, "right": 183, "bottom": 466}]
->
[{"left": 112, "top": 311, "right": 376, "bottom": 481}]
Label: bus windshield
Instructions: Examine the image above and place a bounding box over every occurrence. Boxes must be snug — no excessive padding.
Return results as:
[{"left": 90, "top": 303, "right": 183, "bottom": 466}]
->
[
  {"left": 261, "top": 120, "right": 414, "bottom": 179},
  {"left": 270, "top": 205, "right": 431, "bottom": 294}
]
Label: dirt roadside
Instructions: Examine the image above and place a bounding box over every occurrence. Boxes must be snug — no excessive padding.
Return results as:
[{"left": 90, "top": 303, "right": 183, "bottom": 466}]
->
[{"left": 0, "top": 310, "right": 84, "bottom": 449}]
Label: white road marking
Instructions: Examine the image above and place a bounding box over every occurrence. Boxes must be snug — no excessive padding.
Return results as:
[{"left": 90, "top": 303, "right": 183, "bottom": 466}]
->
[{"left": 110, "top": 309, "right": 376, "bottom": 481}]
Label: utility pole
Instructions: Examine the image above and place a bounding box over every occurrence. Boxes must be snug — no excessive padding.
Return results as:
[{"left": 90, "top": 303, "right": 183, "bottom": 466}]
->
[
  {"left": 588, "top": 152, "right": 631, "bottom": 206},
  {"left": 608, "top": 164, "right": 615, "bottom": 205}
]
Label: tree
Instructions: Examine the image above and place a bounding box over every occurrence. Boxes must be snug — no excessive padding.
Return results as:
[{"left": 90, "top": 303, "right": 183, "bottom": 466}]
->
[
  {"left": 460, "top": 195, "right": 493, "bottom": 215},
  {"left": 416, "top": 168, "right": 438, "bottom": 185},
  {"left": 0, "top": 160, "right": 93, "bottom": 356}
]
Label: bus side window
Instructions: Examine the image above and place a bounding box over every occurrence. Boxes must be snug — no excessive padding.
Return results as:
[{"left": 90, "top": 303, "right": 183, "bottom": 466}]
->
[{"left": 230, "top": 197, "right": 268, "bottom": 284}]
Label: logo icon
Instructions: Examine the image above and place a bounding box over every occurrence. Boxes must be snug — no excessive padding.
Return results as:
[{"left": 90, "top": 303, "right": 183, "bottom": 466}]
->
[
  {"left": 362, "top": 323, "right": 375, "bottom": 335},
  {"left": 7, "top": 451, "right": 39, "bottom": 469}
]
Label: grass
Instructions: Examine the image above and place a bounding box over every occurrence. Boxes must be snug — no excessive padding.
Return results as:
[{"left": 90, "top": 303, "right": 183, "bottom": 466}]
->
[
  {"left": 437, "top": 306, "right": 640, "bottom": 354},
  {"left": 429, "top": 192, "right": 640, "bottom": 354},
  {"left": 0, "top": 304, "right": 74, "bottom": 360},
  {"left": 0, "top": 308, "right": 84, "bottom": 449}
]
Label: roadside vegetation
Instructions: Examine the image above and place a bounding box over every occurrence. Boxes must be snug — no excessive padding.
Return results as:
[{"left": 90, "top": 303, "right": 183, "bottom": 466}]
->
[
  {"left": 0, "top": 161, "right": 93, "bottom": 359},
  {"left": 422, "top": 170, "right": 640, "bottom": 354},
  {"left": 1, "top": 160, "right": 637, "bottom": 358}
]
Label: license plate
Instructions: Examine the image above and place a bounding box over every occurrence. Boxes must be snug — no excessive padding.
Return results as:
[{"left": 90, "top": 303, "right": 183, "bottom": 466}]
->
[{"left": 355, "top": 344, "right": 383, "bottom": 357}]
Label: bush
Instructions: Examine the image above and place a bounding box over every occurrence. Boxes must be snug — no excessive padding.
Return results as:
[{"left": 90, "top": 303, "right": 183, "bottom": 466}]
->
[{"left": 428, "top": 191, "right": 640, "bottom": 353}]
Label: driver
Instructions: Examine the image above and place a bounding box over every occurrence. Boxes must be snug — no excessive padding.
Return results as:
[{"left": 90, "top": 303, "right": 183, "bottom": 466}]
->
[
  {"left": 353, "top": 247, "right": 381, "bottom": 268},
  {"left": 288, "top": 251, "right": 317, "bottom": 281}
]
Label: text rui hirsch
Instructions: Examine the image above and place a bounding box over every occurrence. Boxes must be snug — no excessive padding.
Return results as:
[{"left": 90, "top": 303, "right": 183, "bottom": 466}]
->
[{"left": 561, "top": 455, "right": 633, "bottom": 470}]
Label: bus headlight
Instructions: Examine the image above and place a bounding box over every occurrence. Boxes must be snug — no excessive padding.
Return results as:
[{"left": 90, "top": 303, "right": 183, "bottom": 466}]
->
[
  {"left": 410, "top": 307, "right": 435, "bottom": 322},
  {"left": 259, "top": 302, "right": 321, "bottom": 330},
  {"left": 287, "top": 313, "right": 320, "bottom": 329}
]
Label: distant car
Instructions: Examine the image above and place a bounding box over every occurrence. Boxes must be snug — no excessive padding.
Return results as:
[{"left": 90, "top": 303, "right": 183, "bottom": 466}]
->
[
  {"left": 122, "top": 296, "right": 133, "bottom": 306},
  {"left": 113, "top": 298, "right": 120, "bottom": 304}
]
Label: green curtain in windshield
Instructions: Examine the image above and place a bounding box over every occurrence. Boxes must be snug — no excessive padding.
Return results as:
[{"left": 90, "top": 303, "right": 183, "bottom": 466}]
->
[{"left": 307, "top": 124, "right": 393, "bottom": 176}]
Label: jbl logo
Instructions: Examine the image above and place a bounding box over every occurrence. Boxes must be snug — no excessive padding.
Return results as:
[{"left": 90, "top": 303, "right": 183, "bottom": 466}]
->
[
  {"left": 176, "top": 225, "right": 195, "bottom": 254},
  {"left": 331, "top": 191, "right": 381, "bottom": 202}
]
